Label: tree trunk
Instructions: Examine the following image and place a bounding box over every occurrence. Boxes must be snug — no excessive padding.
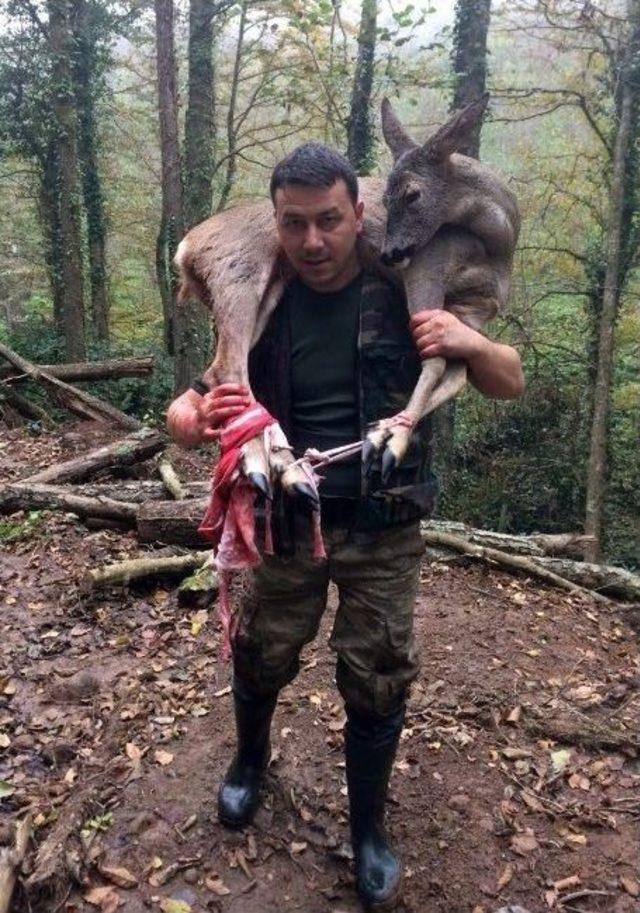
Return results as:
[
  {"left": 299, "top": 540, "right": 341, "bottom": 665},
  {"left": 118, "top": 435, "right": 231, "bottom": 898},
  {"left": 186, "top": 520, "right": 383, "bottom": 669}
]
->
[
  {"left": 84, "top": 551, "right": 211, "bottom": 590},
  {"left": 433, "top": 0, "right": 492, "bottom": 485},
  {"left": 38, "top": 145, "right": 66, "bottom": 338},
  {"left": 346, "top": 0, "right": 377, "bottom": 174},
  {"left": 216, "top": 0, "right": 248, "bottom": 213},
  {"left": 450, "top": 0, "right": 491, "bottom": 156},
  {"left": 184, "top": 0, "right": 216, "bottom": 229},
  {"left": 0, "top": 484, "right": 137, "bottom": 523},
  {"left": 48, "top": 0, "right": 86, "bottom": 361},
  {"left": 154, "top": 0, "right": 184, "bottom": 380},
  {"left": 72, "top": 0, "right": 110, "bottom": 344},
  {"left": 584, "top": 16, "right": 638, "bottom": 562}
]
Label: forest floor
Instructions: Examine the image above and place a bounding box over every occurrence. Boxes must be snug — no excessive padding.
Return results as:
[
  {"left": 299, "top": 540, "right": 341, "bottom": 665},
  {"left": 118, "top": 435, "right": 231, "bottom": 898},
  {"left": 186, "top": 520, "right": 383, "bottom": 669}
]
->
[{"left": 1, "top": 421, "right": 640, "bottom": 913}]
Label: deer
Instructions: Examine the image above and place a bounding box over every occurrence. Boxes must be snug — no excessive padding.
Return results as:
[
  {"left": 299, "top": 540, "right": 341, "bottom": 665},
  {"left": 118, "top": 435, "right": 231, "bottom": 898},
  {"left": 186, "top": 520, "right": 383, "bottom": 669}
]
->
[{"left": 175, "top": 94, "right": 520, "bottom": 505}]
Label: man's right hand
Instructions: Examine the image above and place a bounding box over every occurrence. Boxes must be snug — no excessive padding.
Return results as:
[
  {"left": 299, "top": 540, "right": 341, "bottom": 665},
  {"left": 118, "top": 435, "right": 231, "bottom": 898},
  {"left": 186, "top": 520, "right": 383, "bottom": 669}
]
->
[{"left": 166, "top": 383, "right": 252, "bottom": 448}]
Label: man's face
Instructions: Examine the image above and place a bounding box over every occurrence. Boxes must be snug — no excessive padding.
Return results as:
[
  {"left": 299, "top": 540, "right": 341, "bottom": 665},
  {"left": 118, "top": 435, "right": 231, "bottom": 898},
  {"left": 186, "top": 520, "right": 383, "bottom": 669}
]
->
[{"left": 273, "top": 179, "right": 364, "bottom": 292}]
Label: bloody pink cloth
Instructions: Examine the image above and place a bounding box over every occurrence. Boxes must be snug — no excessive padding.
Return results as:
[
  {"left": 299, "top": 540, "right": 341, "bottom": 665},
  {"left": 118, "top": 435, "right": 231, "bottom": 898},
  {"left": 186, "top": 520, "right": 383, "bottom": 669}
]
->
[{"left": 199, "top": 403, "right": 276, "bottom": 658}]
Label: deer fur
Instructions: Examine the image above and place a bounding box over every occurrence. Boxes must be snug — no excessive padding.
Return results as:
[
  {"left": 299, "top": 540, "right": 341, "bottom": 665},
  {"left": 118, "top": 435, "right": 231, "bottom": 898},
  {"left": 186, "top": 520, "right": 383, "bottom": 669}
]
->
[{"left": 175, "top": 95, "right": 520, "bottom": 495}]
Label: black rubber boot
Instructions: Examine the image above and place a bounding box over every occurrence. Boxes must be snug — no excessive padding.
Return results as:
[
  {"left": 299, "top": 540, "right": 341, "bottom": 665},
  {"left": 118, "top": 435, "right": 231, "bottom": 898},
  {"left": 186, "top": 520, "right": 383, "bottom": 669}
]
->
[
  {"left": 345, "top": 705, "right": 404, "bottom": 911},
  {"left": 217, "top": 680, "right": 278, "bottom": 828}
]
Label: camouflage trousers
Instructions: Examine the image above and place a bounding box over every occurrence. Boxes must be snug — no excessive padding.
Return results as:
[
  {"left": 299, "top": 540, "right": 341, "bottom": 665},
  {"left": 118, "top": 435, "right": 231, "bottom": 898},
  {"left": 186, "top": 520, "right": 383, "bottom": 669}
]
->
[{"left": 232, "top": 516, "right": 424, "bottom": 717}]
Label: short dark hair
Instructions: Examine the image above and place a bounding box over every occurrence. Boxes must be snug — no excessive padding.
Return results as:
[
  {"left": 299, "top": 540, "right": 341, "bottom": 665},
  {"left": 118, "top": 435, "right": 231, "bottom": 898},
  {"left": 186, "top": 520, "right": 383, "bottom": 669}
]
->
[{"left": 270, "top": 142, "right": 359, "bottom": 205}]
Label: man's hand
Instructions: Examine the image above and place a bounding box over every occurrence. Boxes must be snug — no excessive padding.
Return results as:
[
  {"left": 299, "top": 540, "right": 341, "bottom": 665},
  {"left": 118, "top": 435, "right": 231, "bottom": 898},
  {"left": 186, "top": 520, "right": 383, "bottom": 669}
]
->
[
  {"left": 167, "top": 383, "right": 252, "bottom": 448},
  {"left": 410, "top": 309, "right": 484, "bottom": 360},
  {"left": 410, "top": 309, "right": 525, "bottom": 400}
]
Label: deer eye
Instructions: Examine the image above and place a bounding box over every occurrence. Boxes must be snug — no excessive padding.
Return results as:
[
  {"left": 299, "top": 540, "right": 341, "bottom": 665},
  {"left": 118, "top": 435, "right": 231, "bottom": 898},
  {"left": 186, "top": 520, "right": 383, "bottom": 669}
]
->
[{"left": 405, "top": 188, "right": 421, "bottom": 204}]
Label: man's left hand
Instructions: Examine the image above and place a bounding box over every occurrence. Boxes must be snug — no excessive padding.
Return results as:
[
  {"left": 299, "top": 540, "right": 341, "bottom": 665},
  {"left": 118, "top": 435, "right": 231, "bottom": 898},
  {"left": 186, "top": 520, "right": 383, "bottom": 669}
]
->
[{"left": 410, "top": 309, "right": 484, "bottom": 360}]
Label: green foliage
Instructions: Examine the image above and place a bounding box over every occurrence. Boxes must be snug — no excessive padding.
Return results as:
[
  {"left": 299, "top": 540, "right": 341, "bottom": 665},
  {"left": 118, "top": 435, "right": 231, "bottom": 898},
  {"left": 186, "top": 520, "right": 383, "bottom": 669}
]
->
[{"left": 0, "top": 511, "right": 43, "bottom": 543}]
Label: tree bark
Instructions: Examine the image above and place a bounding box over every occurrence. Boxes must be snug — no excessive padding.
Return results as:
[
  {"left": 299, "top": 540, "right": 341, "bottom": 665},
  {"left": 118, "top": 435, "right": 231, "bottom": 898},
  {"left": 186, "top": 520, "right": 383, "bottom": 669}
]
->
[
  {"left": 0, "top": 484, "right": 137, "bottom": 523},
  {"left": 0, "top": 816, "right": 31, "bottom": 913},
  {"left": 433, "top": 0, "right": 492, "bottom": 483},
  {"left": 16, "top": 427, "right": 164, "bottom": 484},
  {"left": 23, "top": 479, "right": 210, "bottom": 503},
  {"left": 137, "top": 497, "right": 209, "bottom": 546},
  {"left": 184, "top": 0, "right": 216, "bottom": 229},
  {"left": 0, "top": 356, "right": 154, "bottom": 382},
  {"left": 216, "top": 0, "right": 248, "bottom": 213},
  {"left": 84, "top": 550, "right": 211, "bottom": 590},
  {"left": 38, "top": 144, "right": 66, "bottom": 338},
  {"left": 72, "top": 0, "right": 110, "bottom": 344},
  {"left": 584, "top": 10, "right": 639, "bottom": 562},
  {"left": 0, "top": 342, "right": 140, "bottom": 429},
  {"left": 154, "top": 0, "right": 185, "bottom": 380},
  {"left": 48, "top": 0, "right": 86, "bottom": 361},
  {"left": 346, "top": 0, "right": 377, "bottom": 174}
]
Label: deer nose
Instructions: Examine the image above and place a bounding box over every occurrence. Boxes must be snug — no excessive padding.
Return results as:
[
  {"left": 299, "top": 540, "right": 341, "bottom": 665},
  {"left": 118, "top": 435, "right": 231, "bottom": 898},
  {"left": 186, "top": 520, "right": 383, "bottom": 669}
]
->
[{"left": 381, "top": 244, "right": 416, "bottom": 266}]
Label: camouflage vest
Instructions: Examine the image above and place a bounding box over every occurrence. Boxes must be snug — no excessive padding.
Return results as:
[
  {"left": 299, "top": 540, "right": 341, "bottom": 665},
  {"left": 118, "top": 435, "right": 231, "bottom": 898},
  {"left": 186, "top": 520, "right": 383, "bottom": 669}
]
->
[{"left": 249, "top": 261, "right": 438, "bottom": 533}]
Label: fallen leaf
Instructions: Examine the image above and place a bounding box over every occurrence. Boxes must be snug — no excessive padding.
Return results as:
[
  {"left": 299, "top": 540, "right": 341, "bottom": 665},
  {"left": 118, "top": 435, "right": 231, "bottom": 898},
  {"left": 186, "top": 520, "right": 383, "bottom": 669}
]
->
[
  {"left": 0, "top": 733, "right": 9, "bottom": 749},
  {"left": 553, "top": 875, "right": 581, "bottom": 891},
  {"left": 0, "top": 780, "right": 15, "bottom": 798},
  {"left": 496, "top": 863, "right": 513, "bottom": 890},
  {"left": 205, "top": 877, "right": 231, "bottom": 896},
  {"left": 154, "top": 750, "right": 174, "bottom": 766},
  {"left": 158, "top": 901, "right": 191, "bottom": 913},
  {"left": 620, "top": 876, "right": 640, "bottom": 897},
  {"left": 214, "top": 686, "right": 231, "bottom": 698},
  {"left": 83, "top": 885, "right": 122, "bottom": 913},
  {"left": 290, "top": 841, "right": 307, "bottom": 854},
  {"left": 98, "top": 863, "right": 138, "bottom": 889},
  {"left": 506, "top": 706, "right": 521, "bottom": 724},
  {"left": 511, "top": 832, "right": 539, "bottom": 855},
  {"left": 502, "top": 747, "right": 532, "bottom": 760},
  {"left": 564, "top": 832, "right": 587, "bottom": 847}
]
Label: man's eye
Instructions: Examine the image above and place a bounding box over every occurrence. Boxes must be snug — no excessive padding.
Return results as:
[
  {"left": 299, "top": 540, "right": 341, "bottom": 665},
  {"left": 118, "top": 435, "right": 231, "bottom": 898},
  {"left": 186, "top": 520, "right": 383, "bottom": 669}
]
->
[{"left": 321, "top": 216, "right": 338, "bottom": 227}]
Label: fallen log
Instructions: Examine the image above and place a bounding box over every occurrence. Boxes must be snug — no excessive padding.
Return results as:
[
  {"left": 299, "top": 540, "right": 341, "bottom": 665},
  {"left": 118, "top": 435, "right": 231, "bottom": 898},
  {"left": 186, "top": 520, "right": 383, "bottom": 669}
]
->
[
  {"left": 158, "top": 459, "right": 186, "bottom": 500},
  {"left": 136, "top": 498, "right": 209, "bottom": 547},
  {"left": 0, "top": 342, "right": 140, "bottom": 430},
  {"left": 423, "top": 521, "right": 595, "bottom": 559},
  {"left": 84, "top": 550, "right": 211, "bottom": 589},
  {"left": 0, "top": 355, "right": 154, "bottom": 383},
  {"left": 23, "top": 479, "right": 209, "bottom": 503},
  {"left": 421, "top": 529, "right": 614, "bottom": 605},
  {"left": 0, "top": 483, "right": 137, "bottom": 523},
  {"left": 0, "top": 815, "right": 31, "bottom": 913},
  {"left": 532, "top": 556, "right": 640, "bottom": 602},
  {"left": 15, "top": 427, "right": 165, "bottom": 485},
  {"left": 0, "top": 387, "right": 53, "bottom": 426}
]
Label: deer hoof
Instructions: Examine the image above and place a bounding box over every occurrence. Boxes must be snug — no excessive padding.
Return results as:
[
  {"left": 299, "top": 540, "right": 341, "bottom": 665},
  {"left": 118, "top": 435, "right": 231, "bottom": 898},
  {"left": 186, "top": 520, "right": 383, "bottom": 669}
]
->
[
  {"left": 246, "top": 472, "right": 272, "bottom": 499},
  {"left": 381, "top": 448, "right": 398, "bottom": 484},
  {"left": 290, "top": 481, "right": 320, "bottom": 511}
]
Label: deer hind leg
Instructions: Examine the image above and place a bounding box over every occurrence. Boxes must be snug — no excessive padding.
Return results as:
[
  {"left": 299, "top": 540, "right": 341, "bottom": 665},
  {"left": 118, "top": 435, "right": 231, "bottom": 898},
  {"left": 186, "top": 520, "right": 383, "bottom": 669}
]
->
[{"left": 268, "top": 426, "right": 320, "bottom": 509}]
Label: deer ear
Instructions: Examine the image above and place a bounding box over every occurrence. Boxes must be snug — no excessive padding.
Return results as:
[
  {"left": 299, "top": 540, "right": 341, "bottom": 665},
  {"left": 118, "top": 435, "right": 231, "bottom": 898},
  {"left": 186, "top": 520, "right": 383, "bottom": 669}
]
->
[
  {"left": 421, "top": 93, "right": 489, "bottom": 161},
  {"left": 381, "top": 97, "right": 418, "bottom": 161}
]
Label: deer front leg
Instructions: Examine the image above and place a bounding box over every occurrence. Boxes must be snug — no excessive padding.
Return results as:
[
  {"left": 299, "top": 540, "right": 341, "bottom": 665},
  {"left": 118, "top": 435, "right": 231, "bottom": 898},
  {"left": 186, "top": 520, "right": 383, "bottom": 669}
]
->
[{"left": 268, "top": 425, "right": 320, "bottom": 508}]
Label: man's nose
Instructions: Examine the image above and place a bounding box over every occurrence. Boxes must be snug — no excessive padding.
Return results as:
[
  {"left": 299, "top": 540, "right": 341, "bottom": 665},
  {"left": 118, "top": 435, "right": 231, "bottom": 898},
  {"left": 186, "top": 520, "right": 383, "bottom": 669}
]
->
[{"left": 303, "top": 225, "right": 323, "bottom": 251}]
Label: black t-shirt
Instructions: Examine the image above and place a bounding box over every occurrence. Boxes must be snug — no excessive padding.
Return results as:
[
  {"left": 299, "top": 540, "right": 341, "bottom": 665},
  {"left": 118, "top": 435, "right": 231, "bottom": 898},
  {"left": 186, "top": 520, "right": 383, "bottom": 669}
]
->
[{"left": 283, "top": 273, "right": 362, "bottom": 497}]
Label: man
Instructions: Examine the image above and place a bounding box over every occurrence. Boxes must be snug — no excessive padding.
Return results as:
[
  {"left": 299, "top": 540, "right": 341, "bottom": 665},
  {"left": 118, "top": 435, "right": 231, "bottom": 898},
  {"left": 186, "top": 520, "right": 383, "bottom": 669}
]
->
[{"left": 167, "top": 143, "right": 524, "bottom": 910}]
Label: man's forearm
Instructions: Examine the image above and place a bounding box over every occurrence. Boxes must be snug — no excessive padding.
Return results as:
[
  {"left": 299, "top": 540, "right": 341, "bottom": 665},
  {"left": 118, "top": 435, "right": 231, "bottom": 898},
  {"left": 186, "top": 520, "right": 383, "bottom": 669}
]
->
[{"left": 467, "top": 337, "right": 525, "bottom": 399}]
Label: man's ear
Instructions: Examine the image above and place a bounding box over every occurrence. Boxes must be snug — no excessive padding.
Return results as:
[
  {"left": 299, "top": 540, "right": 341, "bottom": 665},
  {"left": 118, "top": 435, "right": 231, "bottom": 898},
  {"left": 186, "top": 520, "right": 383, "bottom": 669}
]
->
[{"left": 355, "top": 200, "right": 364, "bottom": 233}]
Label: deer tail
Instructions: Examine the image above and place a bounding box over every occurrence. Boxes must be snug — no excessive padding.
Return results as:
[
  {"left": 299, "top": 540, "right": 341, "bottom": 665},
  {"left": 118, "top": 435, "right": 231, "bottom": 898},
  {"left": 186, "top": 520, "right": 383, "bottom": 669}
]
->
[{"left": 174, "top": 238, "right": 211, "bottom": 308}]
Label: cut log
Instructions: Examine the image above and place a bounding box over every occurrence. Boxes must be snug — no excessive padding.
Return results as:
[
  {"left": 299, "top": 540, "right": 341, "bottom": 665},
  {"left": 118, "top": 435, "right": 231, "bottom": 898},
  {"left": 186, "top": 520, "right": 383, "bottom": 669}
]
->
[
  {"left": 0, "top": 483, "right": 137, "bottom": 523},
  {"left": 529, "top": 532, "right": 596, "bottom": 558},
  {"left": 137, "top": 498, "right": 209, "bottom": 547},
  {"left": 0, "top": 355, "right": 154, "bottom": 383},
  {"left": 0, "top": 815, "right": 31, "bottom": 913},
  {"left": 420, "top": 529, "right": 614, "bottom": 605},
  {"left": 158, "top": 459, "right": 186, "bottom": 500},
  {"left": 0, "top": 342, "right": 140, "bottom": 430},
  {"left": 84, "top": 550, "right": 211, "bottom": 589},
  {"left": 16, "top": 427, "right": 165, "bottom": 485}
]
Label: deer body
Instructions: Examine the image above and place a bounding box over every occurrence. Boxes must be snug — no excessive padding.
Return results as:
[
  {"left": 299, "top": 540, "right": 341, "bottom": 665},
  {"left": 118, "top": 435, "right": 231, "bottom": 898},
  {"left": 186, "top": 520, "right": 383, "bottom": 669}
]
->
[{"left": 175, "top": 97, "right": 520, "bottom": 496}]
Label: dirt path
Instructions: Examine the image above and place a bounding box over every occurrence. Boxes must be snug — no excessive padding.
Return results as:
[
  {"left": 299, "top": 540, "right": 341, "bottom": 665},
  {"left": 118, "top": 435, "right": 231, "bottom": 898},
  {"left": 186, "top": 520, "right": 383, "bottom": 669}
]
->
[{"left": 1, "top": 424, "right": 639, "bottom": 913}]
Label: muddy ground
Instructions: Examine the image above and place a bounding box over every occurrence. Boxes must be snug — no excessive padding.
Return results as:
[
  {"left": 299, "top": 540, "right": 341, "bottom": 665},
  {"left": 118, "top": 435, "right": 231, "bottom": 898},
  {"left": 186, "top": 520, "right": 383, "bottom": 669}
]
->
[{"left": 1, "top": 422, "right": 639, "bottom": 913}]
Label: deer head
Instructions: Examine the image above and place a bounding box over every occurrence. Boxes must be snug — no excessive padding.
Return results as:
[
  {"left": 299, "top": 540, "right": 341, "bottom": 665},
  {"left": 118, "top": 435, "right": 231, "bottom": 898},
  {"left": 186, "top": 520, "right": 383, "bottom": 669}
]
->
[{"left": 380, "top": 94, "right": 489, "bottom": 267}]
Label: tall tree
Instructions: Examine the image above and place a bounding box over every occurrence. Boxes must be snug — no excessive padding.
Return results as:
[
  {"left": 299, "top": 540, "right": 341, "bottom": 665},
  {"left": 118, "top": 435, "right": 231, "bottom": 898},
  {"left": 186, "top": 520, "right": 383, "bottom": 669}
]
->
[
  {"left": 434, "top": 0, "right": 491, "bottom": 487},
  {"left": 72, "top": 0, "right": 110, "bottom": 344},
  {"left": 48, "top": 0, "right": 86, "bottom": 360},
  {"left": 184, "top": 0, "right": 216, "bottom": 229},
  {"left": 346, "top": 0, "right": 377, "bottom": 173},
  {"left": 584, "top": 0, "right": 640, "bottom": 560}
]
